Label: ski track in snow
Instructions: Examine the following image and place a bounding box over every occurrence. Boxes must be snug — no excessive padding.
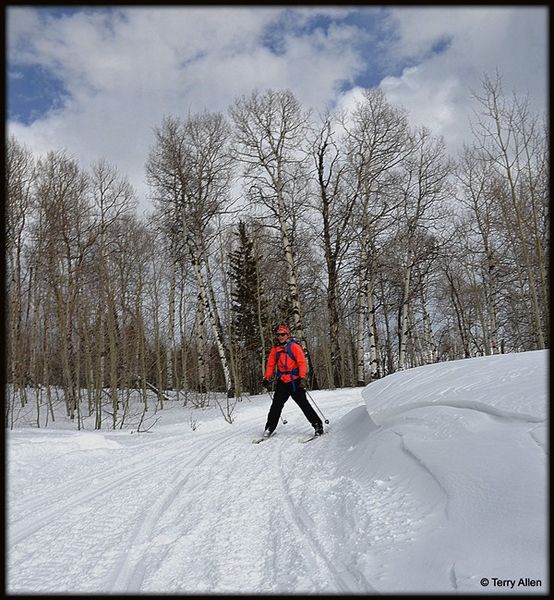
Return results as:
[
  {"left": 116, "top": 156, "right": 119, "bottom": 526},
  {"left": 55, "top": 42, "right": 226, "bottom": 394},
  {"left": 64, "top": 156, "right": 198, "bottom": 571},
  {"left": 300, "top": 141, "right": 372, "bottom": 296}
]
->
[
  {"left": 10, "top": 430, "right": 210, "bottom": 540},
  {"left": 276, "top": 443, "right": 376, "bottom": 593},
  {"left": 108, "top": 426, "right": 248, "bottom": 592},
  {"left": 9, "top": 420, "right": 260, "bottom": 593},
  {"left": 9, "top": 391, "right": 374, "bottom": 594}
]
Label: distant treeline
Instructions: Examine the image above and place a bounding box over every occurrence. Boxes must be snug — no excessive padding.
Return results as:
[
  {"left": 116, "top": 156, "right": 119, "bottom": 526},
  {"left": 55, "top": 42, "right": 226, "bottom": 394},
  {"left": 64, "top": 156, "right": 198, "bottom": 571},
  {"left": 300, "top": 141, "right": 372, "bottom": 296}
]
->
[{"left": 5, "top": 73, "right": 548, "bottom": 429}]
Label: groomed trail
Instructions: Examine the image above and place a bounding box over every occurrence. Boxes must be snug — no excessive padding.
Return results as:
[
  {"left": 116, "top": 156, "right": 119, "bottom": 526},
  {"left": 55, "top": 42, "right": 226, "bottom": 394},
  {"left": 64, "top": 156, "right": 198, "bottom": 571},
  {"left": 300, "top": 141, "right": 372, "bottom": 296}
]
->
[{"left": 8, "top": 390, "right": 381, "bottom": 594}]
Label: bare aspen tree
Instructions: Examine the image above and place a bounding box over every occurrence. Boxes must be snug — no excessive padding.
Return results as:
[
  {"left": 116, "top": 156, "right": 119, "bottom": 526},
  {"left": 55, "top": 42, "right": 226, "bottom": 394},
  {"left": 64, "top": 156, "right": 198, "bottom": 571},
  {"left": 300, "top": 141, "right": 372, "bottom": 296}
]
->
[
  {"left": 190, "top": 233, "right": 231, "bottom": 395},
  {"left": 230, "top": 89, "right": 313, "bottom": 368},
  {"left": 194, "top": 298, "right": 209, "bottom": 395},
  {"left": 30, "top": 281, "right": 57, "bottom": 426},
  {"left": 33, "top": 151, "right": 97, "bottom": 420},
  {"left": 198, "top": 229, "right": 231, "bottom": 382},
  {"left": 135, "top": 244, "right": 149, "bottom": 412},
  {"left": 29, "top": 266, "right": 44, "bottom": 425},
  {"left": 377, "top": 271, "right": 396, "bottom": 375},
  {"left": 518, "top": 117, "right": 549, "bottom": 339},
  {"left": 6, "top": 138, "right": 35, "bottom": 418},
  {"left": 166, "top": 249, "right": 177, "bottom": 390},
  {"left": 109, "top": 216, "right": 158, "bottom": 417},
  {"left": 419, "top": 280, "right": 438, "bottom": 363},
  {"left": 90, "top": 159, "right": 136, "bottom": 428},
  {"left": 215, "top": 223, "right": 242, "bottom": 396},
  {"left": 471, "top": 73, "right": 547, "bottom": 348},
  {"left": 342, "top": 88, "right": 410, "bottom": 384},
  {"left": 439, "top": 246, "right": 473, "bottom": 359},
  {"left": 118, "top": 217, "right": 153, "bottom": 421},
  {"left": 147, "top": 248, "right": 166, "bottom": 408},
  {"left": 147, "top": 111, "right": 235, "bottom": 396},
  {"left": 176, "top": 267, "right": 190, "bottom": 402},
  {"left": 140, "top": 226, "right": 178, "bottom": 400},
  {"left": 395, "top": 128, "right": 452, "bottom": 370},
  {"left": 455, "top": 147, "right": 505, "bottom": 354},
  {"left": 310, "top": 114, "right": 359, "bottom": 387}
]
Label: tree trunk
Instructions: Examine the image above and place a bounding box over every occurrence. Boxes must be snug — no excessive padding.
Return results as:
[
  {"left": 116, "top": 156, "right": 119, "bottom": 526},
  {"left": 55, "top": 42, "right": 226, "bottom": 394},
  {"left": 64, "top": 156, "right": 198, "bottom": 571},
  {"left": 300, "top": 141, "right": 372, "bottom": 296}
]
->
[
  {"left": 190, "top": 248, "right": 233, "bottom": 396},
  {"left": 356, "top": 262, "right": 368, "bottom": 386},
  {"left": 194, "top": 284, "right": 208, "bottom": 395},
  {"left": 366, "top": 279, "right": 379, "bottom": 379},
  {"left": 398, "top": 252, "right": 413, "bottom": 371},
  {"left": 420, "top": 287, "right": 437, "bottom": 363},
  {"left": 166, "top": 257, "right": 177, "bottom": 390}
]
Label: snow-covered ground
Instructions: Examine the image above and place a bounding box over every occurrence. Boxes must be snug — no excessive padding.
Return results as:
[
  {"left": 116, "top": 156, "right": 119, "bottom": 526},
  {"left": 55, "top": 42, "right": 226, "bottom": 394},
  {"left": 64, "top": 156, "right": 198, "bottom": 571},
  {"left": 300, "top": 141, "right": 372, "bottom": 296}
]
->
[{"left": 7, "top": 350, "right": 548, "bottom": 594}]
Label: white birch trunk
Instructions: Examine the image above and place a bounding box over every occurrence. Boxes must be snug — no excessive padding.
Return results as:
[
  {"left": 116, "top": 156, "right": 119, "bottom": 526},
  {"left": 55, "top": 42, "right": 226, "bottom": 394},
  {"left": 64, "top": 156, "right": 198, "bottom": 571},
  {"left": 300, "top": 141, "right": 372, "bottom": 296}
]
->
[
  {"left": 356, "top": 263, "right": 368, "bottom": 386},
  {"left": 177, "top": 273, "right": 187, "bottom": 401},
  {"left": 398, "top": 255, "right": 413, "bottom": 371},
  {"left": 166, "top": 258, "right": 176, "bottom": 389},
  {"left": 421, "top": 290, "right": 437, "bottom": 363},
  {"left": 276, "top": 189, "right": 305, "bottom": 344},
  {"left": 254, "top": 239, "right": 267, "bottom": 374},
  {"left": 486, "top": 255, "right": 499, "bottom": 355},
  {"left": 366, "top": 280, "right": 379, "bottom": 380},
  {"left": 190, "top": 247, "right": 233, "bottom": 396},
  {"left": 194, "top": 298, "right": 207, "bottom": 393}
]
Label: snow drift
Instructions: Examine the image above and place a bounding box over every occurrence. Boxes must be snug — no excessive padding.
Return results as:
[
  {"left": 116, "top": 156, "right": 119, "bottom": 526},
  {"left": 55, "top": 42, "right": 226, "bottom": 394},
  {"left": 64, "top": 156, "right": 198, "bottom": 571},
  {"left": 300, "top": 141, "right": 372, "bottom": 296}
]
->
[{"left": 7, "top": 350, "right": 548, "bottom": 594}]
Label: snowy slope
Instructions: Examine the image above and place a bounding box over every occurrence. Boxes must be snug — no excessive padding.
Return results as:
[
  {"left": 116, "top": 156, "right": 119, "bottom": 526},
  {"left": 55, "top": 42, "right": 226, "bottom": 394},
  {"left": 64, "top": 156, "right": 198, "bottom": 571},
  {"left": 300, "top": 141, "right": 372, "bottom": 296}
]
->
[{"left": 7, "top": 350, "right": 548, "bottom": 594}]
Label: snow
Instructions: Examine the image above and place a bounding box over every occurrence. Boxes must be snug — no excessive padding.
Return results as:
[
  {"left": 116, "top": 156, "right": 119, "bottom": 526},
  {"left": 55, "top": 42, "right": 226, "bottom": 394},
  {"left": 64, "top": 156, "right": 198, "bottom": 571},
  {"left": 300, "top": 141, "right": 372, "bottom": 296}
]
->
[{"left": 7, "top": 350, "right": 548, "bottom": 594}]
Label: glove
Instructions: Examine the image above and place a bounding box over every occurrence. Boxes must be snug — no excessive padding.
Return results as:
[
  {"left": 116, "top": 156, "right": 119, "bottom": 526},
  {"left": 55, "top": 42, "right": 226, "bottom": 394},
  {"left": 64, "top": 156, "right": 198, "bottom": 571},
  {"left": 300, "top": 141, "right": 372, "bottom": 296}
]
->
[
  {"left": 297, "top": 378, "right": 306, "bottom": 390},
  {"left": 262, "top": 379, "right": 271, "bottom": 390}
]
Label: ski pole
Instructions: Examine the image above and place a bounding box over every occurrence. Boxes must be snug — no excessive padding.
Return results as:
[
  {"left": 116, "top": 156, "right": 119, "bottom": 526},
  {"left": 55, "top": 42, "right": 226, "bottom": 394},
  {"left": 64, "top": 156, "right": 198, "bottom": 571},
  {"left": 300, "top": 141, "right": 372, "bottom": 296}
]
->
[
  {"left": 266, "top": 389, "right": 287, "bottom": 424},
  {"left": 305, "top": 390, "right": 330, "bottom": 424}
]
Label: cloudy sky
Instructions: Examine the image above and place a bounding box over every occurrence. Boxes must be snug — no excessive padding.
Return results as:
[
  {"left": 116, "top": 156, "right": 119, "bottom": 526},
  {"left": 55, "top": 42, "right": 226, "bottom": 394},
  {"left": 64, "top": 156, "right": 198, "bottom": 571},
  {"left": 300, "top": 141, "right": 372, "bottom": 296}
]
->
[{"left": 7, "top": 6, "right": 548, "bottom": 214}]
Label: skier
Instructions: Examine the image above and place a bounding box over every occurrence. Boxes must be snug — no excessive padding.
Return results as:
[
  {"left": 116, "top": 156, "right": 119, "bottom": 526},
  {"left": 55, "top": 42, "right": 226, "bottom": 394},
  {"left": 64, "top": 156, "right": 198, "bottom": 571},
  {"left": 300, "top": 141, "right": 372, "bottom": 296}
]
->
[{"left": 261, "top": 324, "right": 324, "bottom": 438}]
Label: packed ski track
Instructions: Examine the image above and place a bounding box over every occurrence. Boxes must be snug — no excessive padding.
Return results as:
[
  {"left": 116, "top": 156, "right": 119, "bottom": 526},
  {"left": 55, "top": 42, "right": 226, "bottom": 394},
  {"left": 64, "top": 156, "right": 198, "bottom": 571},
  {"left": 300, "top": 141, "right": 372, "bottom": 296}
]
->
[
  {"left": 7, "top": 351, "right": 548, "bottom": 594},
  {"left": 9, "top": 390, "right": 378, "bottom": 594}
]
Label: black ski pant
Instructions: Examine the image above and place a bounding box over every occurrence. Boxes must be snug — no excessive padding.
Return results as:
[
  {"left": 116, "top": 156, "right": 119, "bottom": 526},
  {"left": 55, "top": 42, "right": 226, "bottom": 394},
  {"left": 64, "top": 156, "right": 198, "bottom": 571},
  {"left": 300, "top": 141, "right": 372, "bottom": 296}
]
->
[{"left": 265, "top": 378, "right": 322, "bottom": 433}]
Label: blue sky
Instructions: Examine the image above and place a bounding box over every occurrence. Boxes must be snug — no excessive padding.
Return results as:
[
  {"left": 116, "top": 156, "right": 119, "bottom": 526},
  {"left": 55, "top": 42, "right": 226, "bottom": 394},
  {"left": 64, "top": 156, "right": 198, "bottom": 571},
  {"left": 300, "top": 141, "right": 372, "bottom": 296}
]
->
[
  {"left": 7, "top": 7, "right": 115, "bottom": 124},
  {"left": 7, "top": 6, "right": 548, "bottom": 213},
  {"left": 8, "top": 65, "right": 68, "bottom": 124}
]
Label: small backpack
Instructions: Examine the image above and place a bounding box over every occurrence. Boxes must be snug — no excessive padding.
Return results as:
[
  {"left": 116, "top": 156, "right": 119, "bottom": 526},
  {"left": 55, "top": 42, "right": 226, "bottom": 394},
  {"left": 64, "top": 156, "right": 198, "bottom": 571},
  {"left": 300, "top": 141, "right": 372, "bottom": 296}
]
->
[{"left": 276, "top": 339, "right": 301, "bottom": 390}]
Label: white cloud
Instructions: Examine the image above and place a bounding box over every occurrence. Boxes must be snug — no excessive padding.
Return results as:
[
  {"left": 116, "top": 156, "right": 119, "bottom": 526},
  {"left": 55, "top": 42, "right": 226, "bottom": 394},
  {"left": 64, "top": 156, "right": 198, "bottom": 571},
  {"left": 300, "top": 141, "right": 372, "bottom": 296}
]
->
[
  {"left": 7, "top": 7, "right": 548, "bottom": 213},
  {"left": 375, "top": 7, "right": 547, "bottom": 153},
  {"left": 8, "top": 7, "right": 368, "bottom": 213}
]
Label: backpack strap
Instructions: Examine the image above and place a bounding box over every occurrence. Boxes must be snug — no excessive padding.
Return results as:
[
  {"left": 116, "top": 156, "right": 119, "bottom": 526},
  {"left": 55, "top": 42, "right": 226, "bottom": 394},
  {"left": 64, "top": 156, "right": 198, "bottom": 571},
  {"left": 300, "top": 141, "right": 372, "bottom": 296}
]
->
[{"left": 276, "top": 339, "right": 300, "bottom": 391}]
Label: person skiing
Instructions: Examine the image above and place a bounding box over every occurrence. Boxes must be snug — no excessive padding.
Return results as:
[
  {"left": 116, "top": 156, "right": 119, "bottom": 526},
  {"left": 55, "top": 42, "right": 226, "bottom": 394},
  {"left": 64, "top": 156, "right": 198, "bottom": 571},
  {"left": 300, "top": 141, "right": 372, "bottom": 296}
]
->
[{"left": 261, "top": 324, "right": 324, "bottom": 438}]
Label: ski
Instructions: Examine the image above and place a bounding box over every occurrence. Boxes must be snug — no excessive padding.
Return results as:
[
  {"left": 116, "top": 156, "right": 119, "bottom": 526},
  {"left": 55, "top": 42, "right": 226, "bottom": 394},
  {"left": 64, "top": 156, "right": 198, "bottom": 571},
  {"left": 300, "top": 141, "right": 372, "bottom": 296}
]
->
[
  {"left": 299, "top": 432, "right": 325, "bottom": 443},
  {"left": 252, "top": 435, "right": 273, "bottom": 444},
  {"left": 252, "top": 432, "right": 325, "bottom": 444}
]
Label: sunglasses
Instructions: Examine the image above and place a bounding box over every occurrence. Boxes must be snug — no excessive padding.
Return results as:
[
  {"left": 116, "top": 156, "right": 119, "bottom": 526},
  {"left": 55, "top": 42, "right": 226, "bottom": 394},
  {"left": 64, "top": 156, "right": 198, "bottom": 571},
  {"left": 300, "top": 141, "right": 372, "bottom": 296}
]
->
[{"left": 276, "top": 332, "right": 288, "bottom": 337}]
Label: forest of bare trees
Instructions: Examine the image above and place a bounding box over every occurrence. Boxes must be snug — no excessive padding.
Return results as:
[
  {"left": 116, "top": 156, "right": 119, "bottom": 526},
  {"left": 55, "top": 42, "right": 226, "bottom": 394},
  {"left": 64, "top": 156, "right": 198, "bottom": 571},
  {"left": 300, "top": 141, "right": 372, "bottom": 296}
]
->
[{"left": 5, "top": 74, "right": 548, "bottom": 429}]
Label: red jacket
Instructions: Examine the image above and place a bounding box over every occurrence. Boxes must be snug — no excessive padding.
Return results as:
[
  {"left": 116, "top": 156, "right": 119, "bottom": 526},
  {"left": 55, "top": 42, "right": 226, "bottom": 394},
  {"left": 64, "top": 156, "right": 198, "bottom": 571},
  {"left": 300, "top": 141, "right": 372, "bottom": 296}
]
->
[{"left": 264, "top": 340, "right": 307, "bottom": 383}]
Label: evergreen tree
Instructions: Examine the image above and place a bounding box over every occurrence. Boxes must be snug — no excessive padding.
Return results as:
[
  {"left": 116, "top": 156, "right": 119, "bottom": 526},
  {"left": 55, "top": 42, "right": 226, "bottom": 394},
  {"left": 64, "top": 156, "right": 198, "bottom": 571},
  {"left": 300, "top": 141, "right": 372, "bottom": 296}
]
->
[{"left": 229, "top": 222, "right": 270, "bottom": 394}]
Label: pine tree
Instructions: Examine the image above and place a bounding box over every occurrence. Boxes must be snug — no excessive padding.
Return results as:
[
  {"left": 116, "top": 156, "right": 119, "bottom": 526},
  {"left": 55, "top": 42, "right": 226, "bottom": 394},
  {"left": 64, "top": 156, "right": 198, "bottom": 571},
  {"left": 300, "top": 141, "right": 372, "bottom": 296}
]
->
[{"left": 228, "top": 222, "right": 270, "bottom": 394}]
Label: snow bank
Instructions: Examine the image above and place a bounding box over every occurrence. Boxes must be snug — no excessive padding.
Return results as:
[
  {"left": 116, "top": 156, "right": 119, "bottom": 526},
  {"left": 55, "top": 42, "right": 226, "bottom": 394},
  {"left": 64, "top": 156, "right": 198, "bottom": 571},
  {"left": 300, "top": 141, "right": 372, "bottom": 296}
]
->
[
  {"left": 362, "top": 350, "right": 547, "bottom": 422},
  {"left": 324, "top": 350, "right": 548, "bottom": 593}
]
